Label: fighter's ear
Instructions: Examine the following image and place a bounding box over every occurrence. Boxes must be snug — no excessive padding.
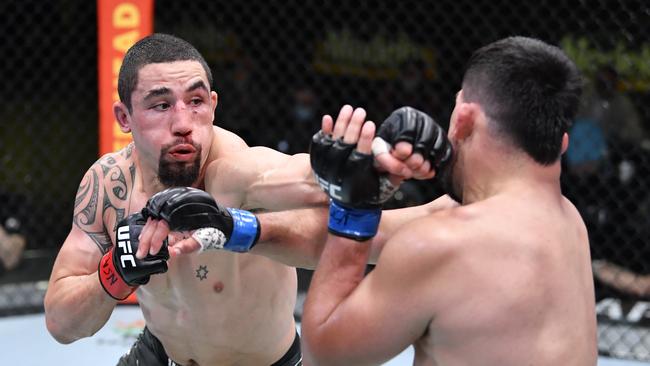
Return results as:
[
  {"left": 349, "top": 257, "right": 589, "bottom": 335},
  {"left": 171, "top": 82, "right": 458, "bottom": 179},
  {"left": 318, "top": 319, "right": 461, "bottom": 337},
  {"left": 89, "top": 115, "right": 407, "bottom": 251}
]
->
[
  {"left": 451, "top": 102, "right": 477, "bottom": 141},
  {"left": 561, "top": 132, "right": 569, "bottom": 155},
  {"left": 210, "top": 91, "right": 218, "bottom": 123},
  {"left": 114, "top": 102, "right": 131, "bottom": 133}
]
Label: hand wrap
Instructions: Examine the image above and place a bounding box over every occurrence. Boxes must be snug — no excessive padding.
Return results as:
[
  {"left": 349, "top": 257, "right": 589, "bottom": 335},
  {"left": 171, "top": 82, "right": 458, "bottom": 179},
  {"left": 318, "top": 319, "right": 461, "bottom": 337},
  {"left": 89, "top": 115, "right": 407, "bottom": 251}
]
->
[{"left": 142, "top": 187, "right": 260, "bottom": 253}]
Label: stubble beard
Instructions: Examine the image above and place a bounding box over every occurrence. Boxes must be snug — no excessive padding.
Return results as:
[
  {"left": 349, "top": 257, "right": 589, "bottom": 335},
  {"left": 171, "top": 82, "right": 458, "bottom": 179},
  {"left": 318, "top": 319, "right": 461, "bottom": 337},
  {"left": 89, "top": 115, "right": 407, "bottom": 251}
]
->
[{"left": 157, "top": 142, "right": 202, "bottom": 187}]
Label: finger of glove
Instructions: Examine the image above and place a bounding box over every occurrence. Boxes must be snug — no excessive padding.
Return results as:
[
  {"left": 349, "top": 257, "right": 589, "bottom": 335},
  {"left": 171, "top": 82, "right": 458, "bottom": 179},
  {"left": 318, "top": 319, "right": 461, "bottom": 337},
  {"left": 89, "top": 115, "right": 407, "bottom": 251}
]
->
[
  {"left": 170, "top": 237, "right": 202, "bottom": 256},
  {"left": 138, "top": 258, "right": 168, "bottom": 277},
  {"left": 355, "top": 121, "right": 375, "bottom": 155},
  {"left": 136, "top": 217, "right": 156, "bottom": 259},
  {"left": 375, "top": 153, "right": 413, "bottom": 178},
  {"left": 332, "top": 105, "right": 354, "bottom": 140},
  {"left": 412, "top": 160, "right": 436, "bottom": 180},
  {"left": 392, "top": 141, "right": 413, "bottom": 160},
  {"left": 321, "top": 114, "right": 334, "bottom": 135},
  {"left": 404, "top": 152, "right": 425, "bottom": 172},
  {"left": 148, "top": 220, "right": 170, "bottom": 256},
  {"left": 342, "top": 108, "right": 367, "bottom": 145}
]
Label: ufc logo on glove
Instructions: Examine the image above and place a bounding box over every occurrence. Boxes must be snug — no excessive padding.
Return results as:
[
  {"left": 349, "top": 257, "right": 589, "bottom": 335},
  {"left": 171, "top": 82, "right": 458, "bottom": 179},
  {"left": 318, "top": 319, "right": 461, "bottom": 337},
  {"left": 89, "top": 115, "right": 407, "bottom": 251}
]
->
[{"left": 117, "top": 225, "right": 136, "bottom": 268}]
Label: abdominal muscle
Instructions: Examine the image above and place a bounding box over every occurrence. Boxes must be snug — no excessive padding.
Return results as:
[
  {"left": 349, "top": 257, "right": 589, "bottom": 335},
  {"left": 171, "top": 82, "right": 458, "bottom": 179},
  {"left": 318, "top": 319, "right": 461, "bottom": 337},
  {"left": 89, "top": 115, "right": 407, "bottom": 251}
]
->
[{"left": 136, "top": 249, "right": 298, "bottom": 366}]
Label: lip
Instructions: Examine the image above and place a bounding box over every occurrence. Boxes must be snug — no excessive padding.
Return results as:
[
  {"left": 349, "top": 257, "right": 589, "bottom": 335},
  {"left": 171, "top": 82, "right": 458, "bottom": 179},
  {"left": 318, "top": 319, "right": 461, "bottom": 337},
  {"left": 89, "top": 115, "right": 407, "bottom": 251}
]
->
[{"left": 167, "top": 144, "right": 197, "bottom": 161}]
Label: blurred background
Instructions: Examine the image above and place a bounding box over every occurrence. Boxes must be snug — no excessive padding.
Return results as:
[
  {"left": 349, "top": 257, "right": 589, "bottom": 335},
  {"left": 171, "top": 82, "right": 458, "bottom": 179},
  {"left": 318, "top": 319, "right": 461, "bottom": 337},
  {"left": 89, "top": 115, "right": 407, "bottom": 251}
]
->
[{"left": 1, "top": 0, "right": 650, "bottom": 363}]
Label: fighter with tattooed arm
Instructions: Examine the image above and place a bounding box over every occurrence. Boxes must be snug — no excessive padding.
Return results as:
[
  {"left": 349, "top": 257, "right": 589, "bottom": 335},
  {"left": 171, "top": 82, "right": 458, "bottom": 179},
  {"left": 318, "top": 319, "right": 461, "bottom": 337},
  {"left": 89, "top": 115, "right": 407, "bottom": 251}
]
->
[{"left": 44, "top": 33, "right": 451, "bottom": 366}]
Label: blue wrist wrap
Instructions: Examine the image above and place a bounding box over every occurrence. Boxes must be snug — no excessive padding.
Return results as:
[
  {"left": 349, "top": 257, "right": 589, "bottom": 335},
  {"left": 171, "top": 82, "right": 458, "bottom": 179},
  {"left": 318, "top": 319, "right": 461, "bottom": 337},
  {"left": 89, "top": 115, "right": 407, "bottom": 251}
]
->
[
  {"left": 224, "top": 208, "right": 260, "bottom": 252},
  {"left": 328, "top": 201, "right": 381, "bottom": 241}
]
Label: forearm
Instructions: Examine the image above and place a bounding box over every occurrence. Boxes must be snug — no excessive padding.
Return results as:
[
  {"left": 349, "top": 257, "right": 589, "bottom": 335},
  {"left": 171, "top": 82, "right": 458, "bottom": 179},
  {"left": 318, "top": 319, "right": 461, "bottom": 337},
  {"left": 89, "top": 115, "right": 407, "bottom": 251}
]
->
[
  {"left": 302, "top": 235, "right": 371, "bottom": 361},
  {"left": 246, "top": 153, "right": 328, "bottom": 211},
  {"left": 251, "top": 207, "right": 329, "bottom": 269},
  {"left": 44, "top": 273, "right": 116, "bottom": 344}
]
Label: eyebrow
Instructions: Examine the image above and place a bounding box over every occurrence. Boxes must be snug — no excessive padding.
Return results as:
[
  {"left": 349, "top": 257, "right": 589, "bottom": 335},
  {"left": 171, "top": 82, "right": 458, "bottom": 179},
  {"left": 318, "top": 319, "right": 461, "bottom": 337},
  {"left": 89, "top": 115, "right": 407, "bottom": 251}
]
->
[
  {"left": 187, "top": 80, "right": 209, "bottom": 93},
  {"left": 142, "top": 81, "right": 209, "bottom": 102},
  {"left": 143, "top": 87, "right": 171, "bottom": 102}
]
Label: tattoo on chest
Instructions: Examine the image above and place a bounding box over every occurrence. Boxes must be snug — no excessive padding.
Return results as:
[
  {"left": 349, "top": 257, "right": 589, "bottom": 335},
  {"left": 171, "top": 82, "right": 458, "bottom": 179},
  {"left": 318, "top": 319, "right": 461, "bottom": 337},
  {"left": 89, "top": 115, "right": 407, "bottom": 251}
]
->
[{"left": 196, "top": 265, "right": 209, "bottom": 281}]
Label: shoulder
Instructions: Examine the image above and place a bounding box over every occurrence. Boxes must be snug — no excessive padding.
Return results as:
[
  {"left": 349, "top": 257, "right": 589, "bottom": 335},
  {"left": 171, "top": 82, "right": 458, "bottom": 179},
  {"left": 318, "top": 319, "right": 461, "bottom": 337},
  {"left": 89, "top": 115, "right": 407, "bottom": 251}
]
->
[
  {"left": 378, "top": 205, "right": 473, "bottom": 273},
  {"left": 210, "top": 126, "right": 249, "bottom": 158},
  {"left": 90, "top": 143, "right": 135, "bottom": 176},
  {"left": 73, "top": 144, "right": 137, "bottom": 251}
]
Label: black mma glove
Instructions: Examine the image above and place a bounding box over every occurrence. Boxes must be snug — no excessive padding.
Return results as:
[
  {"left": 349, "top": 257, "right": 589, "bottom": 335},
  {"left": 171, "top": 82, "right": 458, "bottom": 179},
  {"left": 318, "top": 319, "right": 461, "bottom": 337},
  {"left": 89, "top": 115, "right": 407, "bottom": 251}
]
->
[
  {"left": 141, "top": 187, "right": 260, "bottom": 253},
  {"left": 98, "top": 213, "right": 169, "bottom": 300},
  {"left": 310, "top": 133, "right": 395, "bottom": 241},
  {"left": 375, "top": 106, "right": 452, "bottom": 172}
]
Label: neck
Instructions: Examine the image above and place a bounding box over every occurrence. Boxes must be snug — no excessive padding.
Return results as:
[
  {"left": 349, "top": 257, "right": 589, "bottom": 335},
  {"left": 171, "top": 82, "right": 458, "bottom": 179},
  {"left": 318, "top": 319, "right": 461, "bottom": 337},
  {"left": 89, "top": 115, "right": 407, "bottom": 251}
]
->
[{"left": 461, "top": 152, "right": 562, "bottom": 204}]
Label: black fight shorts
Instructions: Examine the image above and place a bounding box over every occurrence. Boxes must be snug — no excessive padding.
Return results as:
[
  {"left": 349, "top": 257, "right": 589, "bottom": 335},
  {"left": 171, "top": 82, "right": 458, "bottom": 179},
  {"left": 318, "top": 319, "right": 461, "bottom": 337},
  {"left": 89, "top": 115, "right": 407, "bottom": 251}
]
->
[{"left": 117, "top": 327, "right": 302, "bottom": 366}]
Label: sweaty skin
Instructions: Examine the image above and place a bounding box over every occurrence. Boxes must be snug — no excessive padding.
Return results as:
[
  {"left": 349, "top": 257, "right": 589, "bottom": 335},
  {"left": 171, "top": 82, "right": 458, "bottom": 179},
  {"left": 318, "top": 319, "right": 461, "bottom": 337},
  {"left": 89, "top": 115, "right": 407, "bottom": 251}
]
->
[
  {"left": 44, "top": 59, "right": 439, "bottom": 365},
  {"left": 302, "top": 90, "right": 598, "bottom": 366},
  {"left": 44, "top": 60, "right": 301, "bottom": 365}
]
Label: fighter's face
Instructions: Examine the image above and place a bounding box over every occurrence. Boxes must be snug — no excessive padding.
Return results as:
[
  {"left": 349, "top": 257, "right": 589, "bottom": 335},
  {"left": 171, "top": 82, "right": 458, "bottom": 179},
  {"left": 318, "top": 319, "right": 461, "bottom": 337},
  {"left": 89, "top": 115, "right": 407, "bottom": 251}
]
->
[
  {"left": 439, "top": 90, "right": 464, "bottom": 203},
  {"left": 128, "top": 61, "right": 217, "bottom": 187}
]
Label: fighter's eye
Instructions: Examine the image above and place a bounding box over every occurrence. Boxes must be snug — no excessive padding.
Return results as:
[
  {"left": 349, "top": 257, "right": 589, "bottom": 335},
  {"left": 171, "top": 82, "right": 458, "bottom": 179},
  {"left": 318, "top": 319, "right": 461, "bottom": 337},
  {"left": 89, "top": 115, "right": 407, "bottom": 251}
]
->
[{"left": 153, "top": 103, "right": 170, "bottom": 111}]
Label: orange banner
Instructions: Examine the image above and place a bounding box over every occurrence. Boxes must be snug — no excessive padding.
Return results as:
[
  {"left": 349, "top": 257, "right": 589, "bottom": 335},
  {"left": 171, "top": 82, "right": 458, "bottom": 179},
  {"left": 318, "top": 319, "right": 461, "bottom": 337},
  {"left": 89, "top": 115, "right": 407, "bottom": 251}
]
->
[{"left": 98, "top": 0, "right": 153, "bottom": 156}]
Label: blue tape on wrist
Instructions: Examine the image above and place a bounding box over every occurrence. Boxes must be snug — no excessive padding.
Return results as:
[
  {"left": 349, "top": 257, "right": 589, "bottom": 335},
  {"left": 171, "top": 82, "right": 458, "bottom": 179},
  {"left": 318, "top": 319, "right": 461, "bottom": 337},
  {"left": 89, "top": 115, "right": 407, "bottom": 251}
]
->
[
  {"left": 224, "top": 208, "right": 259, "bottom": 252},
  {"left": 328, "top": 201, "right": 381, "bottom": 241}
]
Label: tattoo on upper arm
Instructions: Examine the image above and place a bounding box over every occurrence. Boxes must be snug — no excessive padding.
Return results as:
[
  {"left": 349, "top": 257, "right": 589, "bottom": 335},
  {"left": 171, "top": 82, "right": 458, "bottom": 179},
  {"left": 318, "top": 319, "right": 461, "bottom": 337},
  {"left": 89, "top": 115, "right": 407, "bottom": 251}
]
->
[
  {"left": 73, "top": 153, "right": 136, "bottom": 254},
  {"left": 74, "top": 169, "right": 99, "bottom": 226},
  {"left": 87, "top": 231, "right": 113, "bottom": 254},
  {"left": 74, "top": 168, "right": 112, "bottom": 253}
]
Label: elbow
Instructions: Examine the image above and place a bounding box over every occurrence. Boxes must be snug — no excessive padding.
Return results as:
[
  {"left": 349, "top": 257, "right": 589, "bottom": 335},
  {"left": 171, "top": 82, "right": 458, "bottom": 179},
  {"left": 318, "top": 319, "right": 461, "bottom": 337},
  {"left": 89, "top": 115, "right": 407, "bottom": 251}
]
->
[
  {"left": 45, "top": 315, "right": 78, "bottom": 344},
  {"left": 44, "top": 297, "right": 90, "bottom": 344},
  {"left": 301, "top": 322, "right": 342, "bottom": 366}
]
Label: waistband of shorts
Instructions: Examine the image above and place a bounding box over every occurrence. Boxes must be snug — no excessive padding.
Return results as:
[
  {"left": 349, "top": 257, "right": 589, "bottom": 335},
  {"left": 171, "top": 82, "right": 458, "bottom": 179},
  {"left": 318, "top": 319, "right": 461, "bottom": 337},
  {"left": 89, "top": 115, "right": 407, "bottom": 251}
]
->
[{"left": 270, "top": 331, "right": 301, "bottom": 366}]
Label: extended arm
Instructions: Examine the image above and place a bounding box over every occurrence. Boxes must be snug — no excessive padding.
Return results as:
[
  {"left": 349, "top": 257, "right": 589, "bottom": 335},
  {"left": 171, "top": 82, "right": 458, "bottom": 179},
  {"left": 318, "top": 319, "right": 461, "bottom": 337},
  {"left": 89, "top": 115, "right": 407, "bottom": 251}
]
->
[{"left": 205, "top": 146, "right": 327, "bottom": 211}]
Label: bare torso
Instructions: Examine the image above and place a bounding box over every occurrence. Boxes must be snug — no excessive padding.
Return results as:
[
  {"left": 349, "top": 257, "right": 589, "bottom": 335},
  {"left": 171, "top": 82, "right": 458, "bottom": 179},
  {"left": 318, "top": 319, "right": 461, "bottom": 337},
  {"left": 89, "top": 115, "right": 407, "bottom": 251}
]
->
[
  {"left": 411, "top": 191, "right": 597, "bottom": 365},
  {"left": 100, "top": 138, "right": 298, "bottom": 366}
]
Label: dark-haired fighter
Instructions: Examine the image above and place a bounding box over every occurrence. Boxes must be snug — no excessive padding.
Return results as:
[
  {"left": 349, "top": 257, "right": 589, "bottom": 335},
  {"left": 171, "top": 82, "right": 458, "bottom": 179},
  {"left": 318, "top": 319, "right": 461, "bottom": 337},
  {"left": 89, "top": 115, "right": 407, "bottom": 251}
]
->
[
  {"left": 302, "top": 36, "right": 598, "bottom": 366},
  {"left": 44, "top": 33, "right": 449, "bottom": 366}
]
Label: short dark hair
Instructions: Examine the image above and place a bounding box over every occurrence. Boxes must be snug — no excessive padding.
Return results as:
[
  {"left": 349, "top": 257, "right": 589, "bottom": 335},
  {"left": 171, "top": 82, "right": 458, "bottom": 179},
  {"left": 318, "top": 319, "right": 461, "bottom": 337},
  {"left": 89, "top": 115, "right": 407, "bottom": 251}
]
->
[
  {"left": 462, "top": 36, "right": 582, "bottom": 165},
  {"left": 117, "top": 33, "right": 214, "bottom": 112}
]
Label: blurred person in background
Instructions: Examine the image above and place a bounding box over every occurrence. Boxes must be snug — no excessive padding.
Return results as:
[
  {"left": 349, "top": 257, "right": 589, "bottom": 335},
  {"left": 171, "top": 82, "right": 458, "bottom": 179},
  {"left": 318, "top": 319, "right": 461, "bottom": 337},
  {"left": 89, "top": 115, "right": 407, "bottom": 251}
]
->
[
  {"left": 376, "top": 59, "right": 443, "bottom": 127},
  {"left": 564, "top": 65, "right": 650, "bottom": 299},
  {"left": 0, "top": 190, "right": 27, "bottom": 275}
]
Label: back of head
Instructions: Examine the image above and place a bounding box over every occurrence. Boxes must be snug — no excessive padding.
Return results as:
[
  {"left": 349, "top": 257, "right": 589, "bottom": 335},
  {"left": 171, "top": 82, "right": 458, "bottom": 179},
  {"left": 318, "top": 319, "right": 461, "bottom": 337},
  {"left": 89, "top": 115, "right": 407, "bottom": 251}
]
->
[
  {"left": 118, "top": 33, "right": 213, "bottom": 112},
  {"left": 461, "top": 36, "right": 582, "bottom": 165}
]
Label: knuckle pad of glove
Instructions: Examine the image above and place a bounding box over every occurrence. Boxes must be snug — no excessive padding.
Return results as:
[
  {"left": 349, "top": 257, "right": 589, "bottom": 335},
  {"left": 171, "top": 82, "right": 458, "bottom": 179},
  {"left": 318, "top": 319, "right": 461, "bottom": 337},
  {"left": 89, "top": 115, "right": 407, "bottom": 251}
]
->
[
  {"left": 380, "top": 107, "right": 453, "bottom": 171},
  {"left": 145, "top": 187, "right": 231, "bottom": 232},
  {"left": 378, "top": 106, "right": 427, "bottom": 146},
  {"left": 430, "top": 129, "right": 453, "bottom": 170},
  {"left": 343, "top": 151, "right": 381, "bottom": 207}
]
